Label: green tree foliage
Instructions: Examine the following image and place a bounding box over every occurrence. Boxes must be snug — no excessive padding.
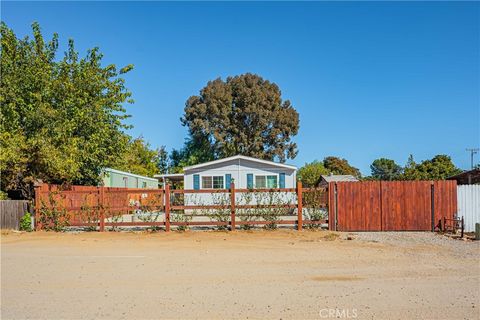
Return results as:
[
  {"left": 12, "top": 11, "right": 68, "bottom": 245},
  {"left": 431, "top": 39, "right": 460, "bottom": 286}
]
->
[
  {"left": 115, "top": 137, "right": 163, "bottom": 177},
  {"left": 370, "top": 158, "right": 403, "bottom": 180},
  {"left": 401, "top": 154, "right": 462, "bottom": 180},
  {"left": 156, "top": 145, "right": 170, "bottom": 174},
  {"left": 297, "top": 160, "right": 329, "bottom": 187},
  {"left": 323, "top": 156, "right": 361, "bottom": 178},
  {"left": 169, "top": 136, "right": 215, "bottom": 173},
  {"left": 181, "top": 73, "right": 299, "bottom": 163},
  {"left": 19, "top": 213, "right": 32, "bottom": 231},
  {"left": 0, "top": 22, "right": 133, "bottom": 198}
]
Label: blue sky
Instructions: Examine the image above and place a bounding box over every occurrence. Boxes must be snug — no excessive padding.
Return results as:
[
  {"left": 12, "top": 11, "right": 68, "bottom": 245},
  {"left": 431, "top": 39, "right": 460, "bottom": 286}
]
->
[{"left": 2, "top": 1, "right": 479, "bottom": 174}]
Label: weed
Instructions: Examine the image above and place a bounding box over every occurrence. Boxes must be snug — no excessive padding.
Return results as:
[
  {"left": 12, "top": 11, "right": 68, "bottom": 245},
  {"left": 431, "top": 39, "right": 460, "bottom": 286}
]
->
[
  {"left": 38, "top": 192, "right": 70, "bottom": 231},
  {"left": 19, "top": 212, "right": 32, "bottom": 231}
]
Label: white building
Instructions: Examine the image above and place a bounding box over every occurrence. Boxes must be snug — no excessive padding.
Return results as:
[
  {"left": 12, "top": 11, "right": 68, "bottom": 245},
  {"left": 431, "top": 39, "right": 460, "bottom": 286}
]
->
[
  {"left": 183, "top": 155, "right": 297, "bottom": 190},
  {"left": 156, "top": 155, "right": 298, "bottom": 207}
]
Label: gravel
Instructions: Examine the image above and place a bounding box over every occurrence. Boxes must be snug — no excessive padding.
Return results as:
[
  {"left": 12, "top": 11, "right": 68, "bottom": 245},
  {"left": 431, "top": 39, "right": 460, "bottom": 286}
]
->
[{"left": 347, "top": 231, "right": 480, "bottom": 258}]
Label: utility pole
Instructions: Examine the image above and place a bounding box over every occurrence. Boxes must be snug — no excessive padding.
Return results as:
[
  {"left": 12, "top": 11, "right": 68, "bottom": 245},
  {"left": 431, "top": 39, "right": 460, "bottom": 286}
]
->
[{"left": 466, "top": 148, "right": 479, "bottom": 169}]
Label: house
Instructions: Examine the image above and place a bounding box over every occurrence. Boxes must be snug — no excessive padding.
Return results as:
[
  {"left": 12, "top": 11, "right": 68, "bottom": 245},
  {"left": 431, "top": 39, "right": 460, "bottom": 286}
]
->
[
  {"left": 447, "top": 168, "right": 480, "bottom": 185},
  {"left": 101, "top": 168, "right": 158, "bottom": 189},
  {"left": 174, "top": 155, "right": 297, "bottom": 207},
  {"left": 181, "top": 155, "right": 297, "bottom": 190},
  {"left": 155, "top": 155, "right": 297, "bottom": 206},
  {"left": 319, "top": 174, "right": 359, "bottom": 187}
]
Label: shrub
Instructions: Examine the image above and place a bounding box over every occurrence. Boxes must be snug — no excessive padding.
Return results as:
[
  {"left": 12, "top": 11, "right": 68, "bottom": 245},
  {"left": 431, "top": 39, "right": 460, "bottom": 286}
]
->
[
  {"left": 79, "top": 200, "right": 100, "bottom": 232},
  {"left": 171, "top": 211, "right": 192, "bottom": 231},
  {"left": 207, "top": 193, "right": 230, "bottom": 231},
  {"left": 19, "top": 212, "right": 32, "bottom": 231},
  {"left": 238, "top": 192, "right": 256, "bottom": 230},
  {"left": 303, "top": 188, "right": 328, "bottom": 229},
  {"left": 254, "top": 191, "right": 293, "bottom": 230},
  {"left": 303, "top": 208, "right": 327, "bottom": 229},
  {"left": 38, "top": 192, "right": 71, "bottom": 231}
]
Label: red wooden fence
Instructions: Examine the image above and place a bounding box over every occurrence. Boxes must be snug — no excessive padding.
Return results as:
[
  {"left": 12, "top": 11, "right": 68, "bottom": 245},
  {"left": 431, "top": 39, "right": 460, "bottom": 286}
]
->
[
  {"left": 35, "top": 180, "right": 457, "bottom": 232},
  {"left": 35, "top": 182, "right": 328, "bottom": 231},
  {"left": 328, "top": 181, "right": 457, "bottom": 231}
]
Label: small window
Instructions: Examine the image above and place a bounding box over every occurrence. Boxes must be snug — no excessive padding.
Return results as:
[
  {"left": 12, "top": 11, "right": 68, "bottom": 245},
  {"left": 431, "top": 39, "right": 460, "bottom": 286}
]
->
[
  {"left": 255, "top": 176, "right": 266, "bottom": 188},
  {"left": 213, "top": 176, "right": 224, "bottom": 189},
  {"left": 255, "top": 175, "right": 278, "bottom": 188},
  {"left": 142, "top": 182, "right": 147, "bottom": 188},
  {"left": 202, "top": 176, "right": 224, "bottom": 189}
]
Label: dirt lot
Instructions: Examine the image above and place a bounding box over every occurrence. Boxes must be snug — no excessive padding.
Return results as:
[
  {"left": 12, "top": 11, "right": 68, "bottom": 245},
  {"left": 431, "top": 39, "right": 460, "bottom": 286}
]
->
[{"left": 1, "top": 230, "right": 479, "bottom": 319}]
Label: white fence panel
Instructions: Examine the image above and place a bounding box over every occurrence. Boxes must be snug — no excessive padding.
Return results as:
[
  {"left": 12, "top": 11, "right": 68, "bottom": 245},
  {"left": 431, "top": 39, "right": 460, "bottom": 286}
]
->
[{"left": 457, "top": 185, "right": 480, "bottom": 232}]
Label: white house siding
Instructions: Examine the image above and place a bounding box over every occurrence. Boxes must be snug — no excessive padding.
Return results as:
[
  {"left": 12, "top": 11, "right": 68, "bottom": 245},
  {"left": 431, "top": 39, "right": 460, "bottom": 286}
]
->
[
  {"left": 183, "top": 158, "right": 296, "bottom": 207},
  {"left": 457, "top": 185, "right": 480, "bottom": 232}
]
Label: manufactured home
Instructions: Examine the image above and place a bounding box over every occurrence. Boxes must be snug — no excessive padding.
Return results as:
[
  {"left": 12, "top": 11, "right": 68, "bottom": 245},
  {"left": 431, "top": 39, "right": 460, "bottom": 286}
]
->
[
  {"left": 102, "top": 168, "right": 159, "bottom": 189},
  {"left": 156, "top": 155, "right": 298, "bottom": 206},
  {"left": 183, "top": 155, "right": 297, "bottom": 190}
]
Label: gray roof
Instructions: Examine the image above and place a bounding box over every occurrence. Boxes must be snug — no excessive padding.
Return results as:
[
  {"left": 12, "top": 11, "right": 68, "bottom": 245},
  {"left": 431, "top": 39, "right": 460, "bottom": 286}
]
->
[
  {"left": 321, "top": 175, "right": 359, "bottom": 183},
  {"left": 104, "top": 168, "right": 158, "bottom": 182},
  {"left": 183, "top": 154, "right": 297, "bottom": 171}
]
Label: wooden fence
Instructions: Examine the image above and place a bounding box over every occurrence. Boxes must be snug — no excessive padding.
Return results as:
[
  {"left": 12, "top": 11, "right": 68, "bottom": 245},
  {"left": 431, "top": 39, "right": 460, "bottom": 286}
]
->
[
  {"left": 1, "top": 200, "right": 31, "bottom": 230},
  {"left": 34, "top": 182, "right": 328, "bottom": 231},
  {"left": 328, "top": 181, "right": 457, "bottom": 231}
]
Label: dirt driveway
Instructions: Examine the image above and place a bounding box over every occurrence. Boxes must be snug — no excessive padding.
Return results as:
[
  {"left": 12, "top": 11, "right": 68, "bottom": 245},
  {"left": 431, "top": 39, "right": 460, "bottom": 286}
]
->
[{"left": 1, "top": 230, "right": 479, "bottom": 319}]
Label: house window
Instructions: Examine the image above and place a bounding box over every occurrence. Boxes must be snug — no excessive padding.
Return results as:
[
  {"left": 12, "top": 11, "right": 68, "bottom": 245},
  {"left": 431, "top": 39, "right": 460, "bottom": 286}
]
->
[
  {"left": 142, "top": 182, "right": 147, "bottom": 188},
  {"left": 202, "top": 176, "right": 224, "bottom": 189},
  {"left": 255, "top": 175, "right": 278, "bottom": 188}
]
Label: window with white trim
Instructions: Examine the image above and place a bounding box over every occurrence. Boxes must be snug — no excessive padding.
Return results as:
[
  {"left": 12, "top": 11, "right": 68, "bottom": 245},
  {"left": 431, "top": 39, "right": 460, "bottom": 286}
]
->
[
  {"left": 255, "top": 175, "right": 278, "bottom": 188},
  {"left": 202, "top": 176, "right": 224, "bottom": 189}
]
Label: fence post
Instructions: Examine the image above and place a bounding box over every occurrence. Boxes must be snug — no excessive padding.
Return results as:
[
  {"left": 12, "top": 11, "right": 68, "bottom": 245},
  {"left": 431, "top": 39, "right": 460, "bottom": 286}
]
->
[
  {"left": 34, "top": 183, "right": 42, "bottom": 231},
  {"left": 99, "top": 187, "right": 105, "bottom": 232},
  {"left": 430, "top": 182, "right": 435, "bottom": 232},
  {"left": 230, "top": 182, "right": 236, "bottom": 231},
  {"left": 297, "top": 181, "right": 303, "bottom": 231},
  {"left": 460, "top": 216, "right": 464, "bottom": 238},
  {"left": 165, "top": 184, "right": 170, "bottom": 232}
]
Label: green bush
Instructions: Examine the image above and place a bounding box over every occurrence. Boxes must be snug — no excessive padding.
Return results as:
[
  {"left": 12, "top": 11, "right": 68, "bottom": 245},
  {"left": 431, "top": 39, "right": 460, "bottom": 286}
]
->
[{"left": 19, "top": 213, "right": 32, "bottom": 231}]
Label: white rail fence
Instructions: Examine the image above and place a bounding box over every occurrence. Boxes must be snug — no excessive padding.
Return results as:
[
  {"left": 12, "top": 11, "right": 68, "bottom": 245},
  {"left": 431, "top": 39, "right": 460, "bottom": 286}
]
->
[{"left": 457, "top": 185, "right": 480, "bottom": 232}]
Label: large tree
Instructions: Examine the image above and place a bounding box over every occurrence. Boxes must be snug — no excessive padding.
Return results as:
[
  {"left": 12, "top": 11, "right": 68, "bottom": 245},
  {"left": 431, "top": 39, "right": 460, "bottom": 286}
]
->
[
  {"left": 370, "top": 158, "right": 402, "bottom": 180},
  {"left": 297, "top": 160, "right": 330, "bottom": 187},
  {"left": 0, "top": 22, "right": 134, "bottom": 198},
  {"left": 323, "top": 156, "right": 361, "bottom": 178},
  {"left": 169, "top": 136, "right": 215, "bottom": 173},
  {"left": 115, "top": 137, "right": 164, "bottom": 177},
  {"left": 181, "top": 73, "right": 299, "bottom": 163},
  {"left": 402, "top": 154, "right": 462, "bottom": 180}
]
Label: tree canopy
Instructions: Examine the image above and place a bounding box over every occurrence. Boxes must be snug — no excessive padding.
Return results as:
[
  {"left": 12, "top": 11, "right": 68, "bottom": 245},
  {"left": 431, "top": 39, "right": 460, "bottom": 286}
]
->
[
  {"left": 370, "top": 158, "right": 403, "bottom": 180},
  {"left": 298, "top": 157, "right": 361, "bottom": 186},
  {"left": 297, "top": 160, "right": 329, "bottom": 187},
  {"left": 323, "top": 156, "right": 362, "bottom": 178},
  {"left": 181, "top": 73, "right": 299, "bottom": 163},
  {"left": 115, "top": 137, "right": 166, "bottom": 178},
  {"left": 0, "top": 22, "right": 134, "bottom": 198},
  {"left": 402, "top": 154, "right": 462, "bottom": 180},
  {"left": 169, "top": 136, "right": 215, "bottom": 173}
]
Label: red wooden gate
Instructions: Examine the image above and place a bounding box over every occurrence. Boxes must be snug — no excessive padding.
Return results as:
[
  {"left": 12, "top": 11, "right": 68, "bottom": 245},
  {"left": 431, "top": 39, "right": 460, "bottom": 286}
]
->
[{"left": 329, "top": 181, "right": 457, "bottom": 231}]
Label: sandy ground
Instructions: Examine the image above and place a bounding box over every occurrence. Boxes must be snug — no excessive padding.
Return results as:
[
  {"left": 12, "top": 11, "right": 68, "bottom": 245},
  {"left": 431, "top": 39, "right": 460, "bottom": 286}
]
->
[{"left": 1, "top": 230, "right": 479, "bottom": 320}]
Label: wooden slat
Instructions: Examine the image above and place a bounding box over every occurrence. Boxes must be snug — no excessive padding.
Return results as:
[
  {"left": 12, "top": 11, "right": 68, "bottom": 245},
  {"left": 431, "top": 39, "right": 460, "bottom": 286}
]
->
[
  {"left": 1, "top": 200, "right": 30, "bottom": 230},
  {"left": 335, "top": 181, "right": 456, "bottom": 232}
]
